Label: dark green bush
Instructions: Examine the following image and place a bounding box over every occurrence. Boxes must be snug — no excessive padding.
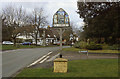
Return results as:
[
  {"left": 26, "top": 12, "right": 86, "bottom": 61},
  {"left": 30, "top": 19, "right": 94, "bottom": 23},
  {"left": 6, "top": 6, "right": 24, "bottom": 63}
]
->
[
  {"left": 86, "top": 43, "right": 102, "bottom": 50},
  {"left": 74, "top": 41, "right": 102, "bottom": 50},
  {"left": 109, "top": 44, "right": 120, "bottom": 50},
  {"left": 74, "top": 41, "right": 87, "bottom": 49},
  {"left": 102, "top": 44, "right": 120, "bottom": 50},
  {"left": 74, "top": 42, "right": 80, "bottom": 48}
]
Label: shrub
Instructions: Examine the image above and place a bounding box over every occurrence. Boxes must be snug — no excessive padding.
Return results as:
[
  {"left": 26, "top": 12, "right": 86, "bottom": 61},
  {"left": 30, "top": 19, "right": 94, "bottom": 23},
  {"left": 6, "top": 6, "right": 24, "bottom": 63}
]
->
[
  {"left": 74, "top": 41, "right": 87, "bottom": 49},
  {"left": 74, "top": 42, "right": 80, "bottom": 48},
  {"left": 74, "top": 41, "right": 102, "bottom": 50},
  {"left": 86, "top": 43, "right": 102, "bottom": 50},
  {"left": 102, "top": 44, "right": 120, "bottom": 50},
  {"left": 102, "top": 44, "right": 109, "bottom": 50},
  {"left": 109, "top": 44, "right": 120, "bottom": 50}
]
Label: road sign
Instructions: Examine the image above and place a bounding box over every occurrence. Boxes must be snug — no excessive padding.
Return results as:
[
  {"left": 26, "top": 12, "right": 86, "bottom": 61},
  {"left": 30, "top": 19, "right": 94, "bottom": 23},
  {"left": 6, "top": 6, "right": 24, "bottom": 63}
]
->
[
  {"left": 52, "top": 8, "right": 70, "bottom": 53},
  {"left": 53, "top": 8, "right": 70, "bottom": 28}
]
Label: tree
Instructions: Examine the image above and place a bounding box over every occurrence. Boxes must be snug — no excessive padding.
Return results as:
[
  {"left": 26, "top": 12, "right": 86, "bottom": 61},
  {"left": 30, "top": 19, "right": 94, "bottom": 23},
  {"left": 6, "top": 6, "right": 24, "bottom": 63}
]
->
[
  {"left": 23, "top": 8, "right": 48, "bottom": 46},
  {"left": 2, "top": 5, "right": 27, "bottom": 46},
  {"left": 77, "top": 2, "right": 120, "bottom": 44}
]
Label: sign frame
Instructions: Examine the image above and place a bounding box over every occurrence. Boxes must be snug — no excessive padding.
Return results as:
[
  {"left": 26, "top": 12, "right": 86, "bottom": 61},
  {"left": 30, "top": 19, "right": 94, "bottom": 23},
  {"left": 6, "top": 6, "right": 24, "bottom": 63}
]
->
[{"left": 52, "top": 8, "right": 70, "bottom": 28}]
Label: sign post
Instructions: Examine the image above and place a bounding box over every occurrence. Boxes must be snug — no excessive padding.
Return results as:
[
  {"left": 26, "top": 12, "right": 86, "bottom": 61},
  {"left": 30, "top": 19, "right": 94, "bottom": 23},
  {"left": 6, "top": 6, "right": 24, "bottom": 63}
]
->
[
  {"left": 53, "top": 8, "right": 70, "bottom": 73},
  {"left": 60, "top": 28, "right": 62, "bottom": 51},
  {"left": 52, "top": 8, "right": 70, "bottom": 54}
]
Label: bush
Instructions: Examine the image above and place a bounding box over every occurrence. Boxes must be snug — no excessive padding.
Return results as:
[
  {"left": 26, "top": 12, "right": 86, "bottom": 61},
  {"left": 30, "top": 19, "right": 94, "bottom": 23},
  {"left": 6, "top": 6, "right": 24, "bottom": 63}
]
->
[
  {"left": 74, "top": 42, "right": 80, "bottom": 48},
  {"left": 74, "top": 41, "right": 102, "bottom": 50},
  {"left": 74, "top": 41, "right": 87, "bottom": 49},
  {"left": 109, "top": 44, "right": 120, "bottom": 50},
  {"left": 102, "top": 44, "right": 109, "bottom": 50},
  {"left": 86, "top": 43, "right": 102, "bottom": 50},
  {"left": 102, "top": 44, "right": 120, "bottom": 50}
]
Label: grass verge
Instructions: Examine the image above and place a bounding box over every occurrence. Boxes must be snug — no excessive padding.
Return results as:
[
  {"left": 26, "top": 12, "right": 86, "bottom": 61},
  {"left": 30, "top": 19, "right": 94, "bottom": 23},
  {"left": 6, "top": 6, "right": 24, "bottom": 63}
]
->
[
  {"left": 16, "top": 59, "right": 118, "bottom": 77},
  {"left": 2, "top": 45, "right": 57, "bottom": 51},
  {"left": 63, "top": 47, "right": 120, "bottom": 53}
]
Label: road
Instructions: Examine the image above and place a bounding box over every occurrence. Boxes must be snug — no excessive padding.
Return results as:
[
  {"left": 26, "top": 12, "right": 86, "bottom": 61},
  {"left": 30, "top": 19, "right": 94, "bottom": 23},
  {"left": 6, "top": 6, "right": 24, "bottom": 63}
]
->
[{"left": 2, "top": 46, "right": 69, "bottom": 77}]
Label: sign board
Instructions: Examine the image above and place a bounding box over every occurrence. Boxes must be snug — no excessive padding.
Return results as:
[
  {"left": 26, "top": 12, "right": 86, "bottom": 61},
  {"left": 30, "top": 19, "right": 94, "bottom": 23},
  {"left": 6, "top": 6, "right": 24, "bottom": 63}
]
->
[{"left": 53, "top": 8, "right": 70, "bottom": 27}]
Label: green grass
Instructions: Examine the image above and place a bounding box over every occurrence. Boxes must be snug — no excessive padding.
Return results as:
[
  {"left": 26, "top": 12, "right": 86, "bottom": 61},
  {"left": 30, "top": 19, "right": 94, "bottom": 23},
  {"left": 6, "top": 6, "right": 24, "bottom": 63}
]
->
[
  {"left": 2, "top": 45, "right": 56, "bottom": 51},
  {"left": 16, "top": 59, "right": 118, "bottom": 77},
  {"left": 63, "top": 47, "right": 120, "bottom": 53}
]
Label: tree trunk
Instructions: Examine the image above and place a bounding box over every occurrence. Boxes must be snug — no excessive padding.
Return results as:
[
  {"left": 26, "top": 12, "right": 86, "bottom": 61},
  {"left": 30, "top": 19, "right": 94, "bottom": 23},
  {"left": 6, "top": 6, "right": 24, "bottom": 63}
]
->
[
  {"left": 13, "top": 38, "right": 16, "bottom": 46},
  {"left": 35, "top": 34, "right": 38, "bottom": 46}
]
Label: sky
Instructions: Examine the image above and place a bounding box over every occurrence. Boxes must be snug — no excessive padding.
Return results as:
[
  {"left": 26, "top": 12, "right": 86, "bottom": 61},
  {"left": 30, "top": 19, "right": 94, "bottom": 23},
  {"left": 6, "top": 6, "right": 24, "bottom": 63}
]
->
[{"left": 0, "top": 0, "right": 84, "bottom": 28}]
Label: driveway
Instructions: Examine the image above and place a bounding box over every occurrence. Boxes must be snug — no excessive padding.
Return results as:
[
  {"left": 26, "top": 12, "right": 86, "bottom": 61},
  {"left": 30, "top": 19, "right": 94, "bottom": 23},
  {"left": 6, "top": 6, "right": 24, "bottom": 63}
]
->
[{"left": 2, "top": 46, "right": 69, "bottom": 77}]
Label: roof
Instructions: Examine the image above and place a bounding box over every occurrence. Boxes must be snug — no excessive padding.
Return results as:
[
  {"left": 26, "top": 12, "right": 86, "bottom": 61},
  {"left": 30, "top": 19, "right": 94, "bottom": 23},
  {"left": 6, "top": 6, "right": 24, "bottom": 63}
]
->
[{"left": 39, "top": 28, "right": 59, "bottom": 38}]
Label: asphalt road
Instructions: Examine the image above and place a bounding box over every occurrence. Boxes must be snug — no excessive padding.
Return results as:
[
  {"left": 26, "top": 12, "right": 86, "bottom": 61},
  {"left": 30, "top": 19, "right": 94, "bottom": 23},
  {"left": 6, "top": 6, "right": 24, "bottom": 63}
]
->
[{"left": 2, "top": 46, "right": 69, "bottom": 77}]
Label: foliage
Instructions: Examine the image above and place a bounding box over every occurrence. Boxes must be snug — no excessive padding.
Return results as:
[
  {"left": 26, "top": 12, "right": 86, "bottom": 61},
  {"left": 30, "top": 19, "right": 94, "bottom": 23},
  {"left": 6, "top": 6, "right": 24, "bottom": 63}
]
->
[
  {"left": 77, "top": 2, "right": 120, "bottom": 44},
  {"left": 102, "top": 44, "right": 120, "bottom": 50},
  {"left": 74, "top": 41, "right": 87, "bottom": 49},
  {"left": 74, "top": 41, "right": 102, "bottom": 50},
  {"left": 110, "top": 44, "right": 120, "bottom": 50},
  {"left": 86, "top": 43, "right": 102, "bottom": 50}
]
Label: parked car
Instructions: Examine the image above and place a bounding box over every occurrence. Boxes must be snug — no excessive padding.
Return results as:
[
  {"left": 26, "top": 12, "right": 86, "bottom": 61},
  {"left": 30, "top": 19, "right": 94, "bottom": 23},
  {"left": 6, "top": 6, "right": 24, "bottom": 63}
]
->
[
  {"left": 22, "top": 42, "right": 31, "bottom": 45},
  {"left": 2, "top": 41, "right": 14, "bottom": 45}
]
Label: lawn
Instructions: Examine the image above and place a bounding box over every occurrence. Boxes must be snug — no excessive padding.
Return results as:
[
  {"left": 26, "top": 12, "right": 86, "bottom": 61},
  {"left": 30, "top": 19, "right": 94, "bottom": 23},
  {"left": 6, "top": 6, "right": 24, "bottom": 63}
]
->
[
  {"left": 2, "top": 45, "right": 54, "bottom": 51},
  {"left": 16, "top": 59, "right": 118, "bottom": 77},
  {"left": 63, "top": 47, "right": 120, "bottom": 53}
]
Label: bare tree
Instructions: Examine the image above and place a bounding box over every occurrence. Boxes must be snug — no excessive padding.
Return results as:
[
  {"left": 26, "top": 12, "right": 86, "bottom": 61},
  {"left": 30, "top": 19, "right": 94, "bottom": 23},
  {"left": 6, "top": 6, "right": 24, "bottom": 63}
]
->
[
  {"left": 25, "top": 8, "right": 48, "bottom": 46},
  {"left": 2, "top": 5, "right": 27, "bottom": 46}
]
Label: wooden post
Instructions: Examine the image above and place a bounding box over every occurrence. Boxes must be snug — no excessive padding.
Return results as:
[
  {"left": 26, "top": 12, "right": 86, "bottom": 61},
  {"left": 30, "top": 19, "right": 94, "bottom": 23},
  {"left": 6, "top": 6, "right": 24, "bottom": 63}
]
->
[
  {"left": 43, "top": 29, "right": 46, "bottom": 46},
  {"left": 60, "top": 28, "right": 62, "bottom": 51}
]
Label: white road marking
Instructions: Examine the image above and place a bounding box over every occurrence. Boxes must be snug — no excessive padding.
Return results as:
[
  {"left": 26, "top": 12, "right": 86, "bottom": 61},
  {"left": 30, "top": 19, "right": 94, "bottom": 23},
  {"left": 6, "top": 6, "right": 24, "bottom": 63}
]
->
[
  {"left": 27, "top": 51, "right": 52, "bottom": 67},
  {"left": 47, "top": 51, "right": 52, "bottom": 55},
  {"left": 39, "top": 56, "right": 49, "bottom": 63},
  {"left": 46, "top": 53, "right": 60, "bottom": 62}
]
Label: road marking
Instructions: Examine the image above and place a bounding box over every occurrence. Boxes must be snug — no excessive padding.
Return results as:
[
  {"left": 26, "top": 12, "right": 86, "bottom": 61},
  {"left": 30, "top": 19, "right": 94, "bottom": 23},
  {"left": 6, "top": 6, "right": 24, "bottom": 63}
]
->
[
  {"left": 39, "top": 56, "right": 49, "bottom": 63},
  {"left": 47, "top": 51, "right": 52, "bottom": 55},
  {"left": 46, "top": 53, "right": 60, "bottom": 62},
  {"left": 27, "top": 51, "right": 52, "bottom": 67}
]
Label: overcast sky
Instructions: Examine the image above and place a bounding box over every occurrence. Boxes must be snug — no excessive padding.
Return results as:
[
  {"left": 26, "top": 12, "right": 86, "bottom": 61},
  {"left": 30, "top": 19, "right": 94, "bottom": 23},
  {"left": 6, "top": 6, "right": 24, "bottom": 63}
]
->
[{"left": 0, "top": 0, "right": 84, "bottom": 28}]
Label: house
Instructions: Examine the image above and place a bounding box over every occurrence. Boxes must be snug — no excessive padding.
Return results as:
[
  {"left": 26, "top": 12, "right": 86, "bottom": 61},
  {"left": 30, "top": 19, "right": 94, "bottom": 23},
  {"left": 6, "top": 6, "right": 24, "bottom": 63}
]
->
[{"left": 16, "top": 27, "right": 60, "bottom": 45}]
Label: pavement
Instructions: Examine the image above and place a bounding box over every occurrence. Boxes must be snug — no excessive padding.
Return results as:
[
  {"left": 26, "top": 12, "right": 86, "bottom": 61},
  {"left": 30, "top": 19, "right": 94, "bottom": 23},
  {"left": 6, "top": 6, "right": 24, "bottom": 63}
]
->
[{"left": 2, "top": 46, "right": 70, "bottom": 77}]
